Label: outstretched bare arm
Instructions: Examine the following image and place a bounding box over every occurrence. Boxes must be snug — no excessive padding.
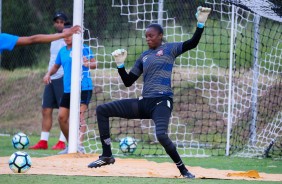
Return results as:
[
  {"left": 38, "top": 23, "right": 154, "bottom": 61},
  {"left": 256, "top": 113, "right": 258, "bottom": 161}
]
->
[{"left": 16, "top": 25, "right": 81, "bottom": 46}]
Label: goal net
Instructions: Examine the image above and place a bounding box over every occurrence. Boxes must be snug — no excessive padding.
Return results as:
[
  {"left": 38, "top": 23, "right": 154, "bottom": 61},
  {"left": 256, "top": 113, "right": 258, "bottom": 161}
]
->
[{"left": 77, "top": 0, "right": 282, "bottom": 158}]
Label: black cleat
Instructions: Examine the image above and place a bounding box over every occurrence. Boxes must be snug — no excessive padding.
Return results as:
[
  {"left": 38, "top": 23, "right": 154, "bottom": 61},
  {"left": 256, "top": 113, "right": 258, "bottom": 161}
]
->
[
  {"left": 88, "top": 155, "right": 115, "bottom": 168},
  {"left": 181, "top": 169, "right": 195, "bottom": 179}
]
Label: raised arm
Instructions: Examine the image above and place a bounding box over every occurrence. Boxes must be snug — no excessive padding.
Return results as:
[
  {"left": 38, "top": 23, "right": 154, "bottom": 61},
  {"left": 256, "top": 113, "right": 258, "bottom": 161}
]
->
[
  {"left": 182, "top": 7, "right": 211, "bottom": 52},
  {"left": 182, "top": 28, "right": 204, "bottom": 52},
  {"left": 112, "top": 49, "right": 138, "bottom": 87},
  {"left": 16, "top": 25, "right": 81, "bottom": 46},
  {"left": 117, "top": 68, "right": 139, "bottom": 87}
]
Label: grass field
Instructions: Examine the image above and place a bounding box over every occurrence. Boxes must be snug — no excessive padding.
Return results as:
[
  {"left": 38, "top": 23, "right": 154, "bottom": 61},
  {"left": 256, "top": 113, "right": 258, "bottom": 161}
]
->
[
  {"left": 1, "top": 135, "right": 281, "bottom": 184},
  {"left": 1, "top": 175, "right": 280, "bottom": 184}
]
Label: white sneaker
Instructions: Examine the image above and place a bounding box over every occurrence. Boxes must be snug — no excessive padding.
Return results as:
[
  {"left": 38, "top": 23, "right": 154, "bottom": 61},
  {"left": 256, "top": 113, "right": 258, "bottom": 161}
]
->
[
  {"left": 58, "top": 147, "right": 68, "bottom": 155},
  {"left": 57, "top": 145, "right": 86, "bottom": 154},
  {"left": 78, "top": 145, "right": 86, "bottom": 154}
]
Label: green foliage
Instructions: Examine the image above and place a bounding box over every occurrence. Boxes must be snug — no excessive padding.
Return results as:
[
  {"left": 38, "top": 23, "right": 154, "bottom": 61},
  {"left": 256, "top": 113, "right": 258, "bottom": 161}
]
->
[
  {"left": 1, "top": 0, "right": 73, "bottom": 70},
  {"left": 1, "top": 0, "right": 282, "bottom": 72},
  {"left": 2, "top": 1, "right": 41, "bottom": 70}
]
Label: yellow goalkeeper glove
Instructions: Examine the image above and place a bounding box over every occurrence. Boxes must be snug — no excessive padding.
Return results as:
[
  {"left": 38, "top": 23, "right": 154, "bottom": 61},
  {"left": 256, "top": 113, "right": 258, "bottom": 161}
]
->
[{"left": 111, "top": 49, "right": 127, "bottom": 68}]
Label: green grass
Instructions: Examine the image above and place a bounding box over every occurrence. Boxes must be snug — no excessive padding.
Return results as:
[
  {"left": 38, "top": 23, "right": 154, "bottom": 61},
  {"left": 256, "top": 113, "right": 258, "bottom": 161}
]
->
[
  {"left": 0, "top": 135, "right": 64, "bottom": 157},
  {"left": 1, "top": 135, "right": 281, "bottom": 184},
  {"left": 1, "top": 175, "right": 281, "bottom": 184}
]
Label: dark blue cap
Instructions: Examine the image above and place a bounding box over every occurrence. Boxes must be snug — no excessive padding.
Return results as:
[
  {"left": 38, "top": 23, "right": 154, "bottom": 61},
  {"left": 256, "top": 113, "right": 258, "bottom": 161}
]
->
[{"left": 53, "top": 12, "right": 68, "bottom": 22}]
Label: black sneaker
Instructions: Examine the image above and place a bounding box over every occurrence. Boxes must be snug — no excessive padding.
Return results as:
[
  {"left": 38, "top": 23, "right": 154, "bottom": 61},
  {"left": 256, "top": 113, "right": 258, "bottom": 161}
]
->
[
  {"left": 181, "top": 169, "right": 195, "bottom": 179},
  {"left": 88, "top": 155, "right": 115, "bottom": 168}
]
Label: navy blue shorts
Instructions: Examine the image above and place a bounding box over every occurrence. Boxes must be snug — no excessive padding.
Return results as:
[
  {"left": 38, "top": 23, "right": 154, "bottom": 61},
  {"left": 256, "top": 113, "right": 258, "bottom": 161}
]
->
[
  {"left": 42, "top": 77, "right": 64, "bottom": 109},
  {"left": 60, "top": 90, "right": 92, "bottom": 109}
]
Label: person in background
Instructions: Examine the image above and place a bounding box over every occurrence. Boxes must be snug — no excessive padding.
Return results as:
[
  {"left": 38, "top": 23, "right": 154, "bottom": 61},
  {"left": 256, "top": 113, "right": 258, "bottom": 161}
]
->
[
  {"left": 30, "top": 12, "right": 70, "bottom": 150},
  {"left": 43, "top": 24, "right": 97, "bottom": 154}
]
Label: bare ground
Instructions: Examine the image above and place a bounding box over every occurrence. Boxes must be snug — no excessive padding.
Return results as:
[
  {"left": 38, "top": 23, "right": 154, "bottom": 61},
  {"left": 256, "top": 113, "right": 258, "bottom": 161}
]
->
[{"left": 0, "top": 153, "right": 281, "bottom": 181}]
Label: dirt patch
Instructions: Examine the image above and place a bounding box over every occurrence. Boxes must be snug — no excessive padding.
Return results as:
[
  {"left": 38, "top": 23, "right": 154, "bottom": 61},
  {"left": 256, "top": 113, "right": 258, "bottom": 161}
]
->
[{"left": 0, "top": 153, "right": 281, "bottom": 181}]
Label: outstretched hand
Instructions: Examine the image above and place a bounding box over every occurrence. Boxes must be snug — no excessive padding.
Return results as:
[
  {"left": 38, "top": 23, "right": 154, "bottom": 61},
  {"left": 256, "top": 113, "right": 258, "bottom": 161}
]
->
[
  {"left": 195, "top": 6, "right": 211, "bottom": 24},
  {"left": 63, "top": 25, "right": 81, "bottom": 37},
  {"left": 112, "top": 49, "right": 127, "bottom": 68}
]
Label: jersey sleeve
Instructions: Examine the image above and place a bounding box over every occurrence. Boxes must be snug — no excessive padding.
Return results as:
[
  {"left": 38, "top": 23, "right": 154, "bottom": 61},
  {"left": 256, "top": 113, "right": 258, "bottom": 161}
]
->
[
  {"left": 130, "top": 55, "right": 143, "bottom": 77},
  {"left": 169, "top": 42, "right": 183, "bottom": 58},
  {"left": 0, "top": 33, "right": 19, "bottom": 53},
  {"left": 55, "top": 49, "right": 63, "bottom": 65}
]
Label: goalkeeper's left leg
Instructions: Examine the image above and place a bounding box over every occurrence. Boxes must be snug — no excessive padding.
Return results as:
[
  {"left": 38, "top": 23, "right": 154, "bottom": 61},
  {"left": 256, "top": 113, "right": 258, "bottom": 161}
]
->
[{"left": 152, "top": 104, "right": 195, "bottom": 179}]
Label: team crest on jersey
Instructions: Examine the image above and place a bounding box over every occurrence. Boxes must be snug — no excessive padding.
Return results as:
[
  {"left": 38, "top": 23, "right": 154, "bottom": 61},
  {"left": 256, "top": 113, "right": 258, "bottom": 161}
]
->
[
  {"left": 156, "top": 49, "right": 163, "bottom": 56},
  {"left": 142, "top": 55, "right": 148, "bottom": 63}
]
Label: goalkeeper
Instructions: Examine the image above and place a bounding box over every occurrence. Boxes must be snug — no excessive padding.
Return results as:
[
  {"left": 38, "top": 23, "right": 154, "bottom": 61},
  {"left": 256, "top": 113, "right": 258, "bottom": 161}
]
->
[
  {"left": 0, "top": 25, "right": 80, "bottom": 54},
  {"left": 88, "top": 6, "right": 211, "bottom": 179}
]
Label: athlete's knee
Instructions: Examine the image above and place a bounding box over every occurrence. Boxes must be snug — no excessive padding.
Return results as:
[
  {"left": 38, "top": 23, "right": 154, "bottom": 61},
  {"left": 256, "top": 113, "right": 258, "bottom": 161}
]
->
[
  {"left": 156, "top": 133, "right": 176, "bottom": 152},
  {"left": 156, "top": 133, "right": 169, "bottom": 144},
  {"left": 96, "top": 104, "right": 110, "bottom": 132},
  {"left": 42, "top": 108, "right": 52, "bottom": 117},
  {"left": 58, "top": 114, "right": 68, "bottom": 125},
  {"left": 96, "top": 104, "right": 106, "bottom": 116}
]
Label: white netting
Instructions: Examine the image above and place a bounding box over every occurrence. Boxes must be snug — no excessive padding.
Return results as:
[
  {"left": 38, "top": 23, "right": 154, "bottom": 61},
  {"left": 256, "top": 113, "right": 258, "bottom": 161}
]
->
[
  {"left": 234, "top": 111, "right": 282, "bottom": 158},
  {"left": 79, "top": 0, "right": 282, "bottom": 158}
]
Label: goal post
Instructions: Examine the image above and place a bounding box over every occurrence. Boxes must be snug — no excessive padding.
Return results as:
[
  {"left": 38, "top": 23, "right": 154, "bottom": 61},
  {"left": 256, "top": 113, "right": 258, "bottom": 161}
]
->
[
  {"left": 226, "top": 4, "right": 235, "bottom": 156},
  {"left": 68, "top": 0, "right": 83, "bottom": 153},
  {"left": 250, "top": 14, "right": 261, "bottom": 146}
]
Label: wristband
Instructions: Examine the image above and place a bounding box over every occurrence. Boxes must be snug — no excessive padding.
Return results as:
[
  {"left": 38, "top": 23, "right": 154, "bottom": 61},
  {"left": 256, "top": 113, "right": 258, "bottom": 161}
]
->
[
  {"left": 117, "top": 63, "right": 125, "bottom": 69},
  {"left": 197, "top": 22, "right": 205, "bottom": 28}
]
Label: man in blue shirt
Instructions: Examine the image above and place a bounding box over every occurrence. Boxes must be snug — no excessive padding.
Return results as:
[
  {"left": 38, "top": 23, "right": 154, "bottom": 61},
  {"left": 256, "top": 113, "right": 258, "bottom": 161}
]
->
[
  {"left": 43, "top": 25, "right": 97, "bottom": 154},
  {"left": 29, "top": 13, "right": 69, "bottom": 151},
  {"left": 0, "top": 25, "right": 80, "bottom": 54}
]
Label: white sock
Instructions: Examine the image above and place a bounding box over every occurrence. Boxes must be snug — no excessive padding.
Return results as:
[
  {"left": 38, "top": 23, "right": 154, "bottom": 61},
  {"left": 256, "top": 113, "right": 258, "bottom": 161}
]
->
[
  {"left": 40, "top": 132, "right": 49, "bottom": 141},
  {"left": 59, "top": 131, "right": 67, "bottom": 142}
]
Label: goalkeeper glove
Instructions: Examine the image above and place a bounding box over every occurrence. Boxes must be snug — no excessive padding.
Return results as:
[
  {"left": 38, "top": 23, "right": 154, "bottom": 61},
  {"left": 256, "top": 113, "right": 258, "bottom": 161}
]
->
[
  {"left": 195, "top": 6, "right": 211, "bottom": 28},
  {"left": 111, "top": 49, "right": 127, "bottom": 68}
]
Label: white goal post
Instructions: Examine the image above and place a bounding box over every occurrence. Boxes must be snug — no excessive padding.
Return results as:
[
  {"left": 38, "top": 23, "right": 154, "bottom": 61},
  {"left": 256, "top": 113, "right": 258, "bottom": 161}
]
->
[{"left": 68, "top": 0, "right": 83, "bottom": 153}]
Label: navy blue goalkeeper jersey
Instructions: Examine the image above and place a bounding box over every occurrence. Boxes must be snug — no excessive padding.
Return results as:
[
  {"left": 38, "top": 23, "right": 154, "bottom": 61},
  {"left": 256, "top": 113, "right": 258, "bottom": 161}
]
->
[{"left": 130, "top": 42, "right": 183, "bottom": 98}]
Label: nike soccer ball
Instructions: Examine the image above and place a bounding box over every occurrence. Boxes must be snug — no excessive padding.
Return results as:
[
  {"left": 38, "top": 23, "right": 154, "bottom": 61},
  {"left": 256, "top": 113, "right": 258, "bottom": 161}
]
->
[
  {"left": 119, "top": 136, "right": 137, "bottom": 153},
  {"left": 9, "top": 151, "right": 32, "bottom": 173},
  {"left": 12, "top": 132, "right": 30, "bottom": 149}
]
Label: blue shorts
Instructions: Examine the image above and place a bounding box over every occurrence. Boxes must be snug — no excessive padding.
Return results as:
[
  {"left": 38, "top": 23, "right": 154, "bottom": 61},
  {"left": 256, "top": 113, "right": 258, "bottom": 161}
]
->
[
  {"left": 42, "top": 77, "right": 64, "bottom": 109},
  {"left": 60, "top": 90, "right": 92, "bottom": 109}
]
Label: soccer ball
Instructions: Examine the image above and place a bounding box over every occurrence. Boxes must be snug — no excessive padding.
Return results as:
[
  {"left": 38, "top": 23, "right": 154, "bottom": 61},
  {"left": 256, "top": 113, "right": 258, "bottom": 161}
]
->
[
  {"left": 9, "top": 151, "right": 32, "bottom": 173},
  {"left": 119, "top": 136, "right": 137, "bottom": 153},
  {"left": 12, "top": 132, "right": 30, "bottom": 149}
]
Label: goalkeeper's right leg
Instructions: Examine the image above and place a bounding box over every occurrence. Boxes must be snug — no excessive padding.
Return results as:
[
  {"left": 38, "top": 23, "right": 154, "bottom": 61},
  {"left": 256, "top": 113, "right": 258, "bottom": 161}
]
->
[
  {"left": 96, "top": 98, "right": 140, "bottom": 136},
  {"left": 95, "top": 98, "right": 140, "bottom": 157},
  {"left": 88, "top": 98, "right": 140, "bottom": 168}
]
